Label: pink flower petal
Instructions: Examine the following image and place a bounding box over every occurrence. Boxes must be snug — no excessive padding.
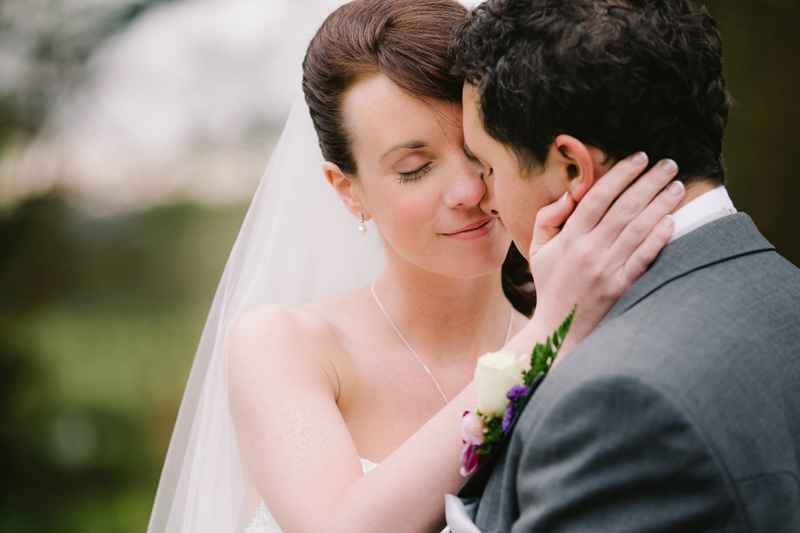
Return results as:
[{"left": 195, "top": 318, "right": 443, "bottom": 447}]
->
[
  {"left": 460, "top": 443, "right": 480, "bottom": 477},
  {"left": 460, "top": 412, "right": 487, "bottom": 446}
]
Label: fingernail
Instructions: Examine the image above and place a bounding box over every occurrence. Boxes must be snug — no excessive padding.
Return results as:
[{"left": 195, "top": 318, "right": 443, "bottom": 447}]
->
[
  {"left": 667, "top": 181, "right": 684, "bottom": 196},
  {"left": 560, "top": 191, "right": 569, "bottom": 204},
  {"left": 660, "top": 159, "right": 678, "bottom": 173},
  {"left": 632, "top": 151, "right": 648, "bottom": 165},
  {"left": 662, "top": 215, "right": 675, "bottom": 227}
]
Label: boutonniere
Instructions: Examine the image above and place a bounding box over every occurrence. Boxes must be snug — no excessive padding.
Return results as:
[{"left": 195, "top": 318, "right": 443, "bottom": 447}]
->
[{"left": 460, "top": 305, "right": 576, "bottom": 476}]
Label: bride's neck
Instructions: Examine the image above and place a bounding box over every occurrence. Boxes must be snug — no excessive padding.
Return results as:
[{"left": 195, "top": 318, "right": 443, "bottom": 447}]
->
[{"left": 371, "top": 262, "right": 512, "bottom": 364}]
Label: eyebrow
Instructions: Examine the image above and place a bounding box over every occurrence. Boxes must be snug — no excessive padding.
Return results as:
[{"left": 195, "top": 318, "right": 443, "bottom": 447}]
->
[{"left": 378, "top": 141, "right": 427, "bottom": 163}]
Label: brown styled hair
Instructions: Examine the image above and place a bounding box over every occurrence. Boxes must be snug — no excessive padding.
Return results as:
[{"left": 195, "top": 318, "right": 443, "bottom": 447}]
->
[
  {"left": 302, "top": 0, "right": 466, "bottom": 176},
  {"left": 302, "top": 0, "right": 535, "bottom": 315}
]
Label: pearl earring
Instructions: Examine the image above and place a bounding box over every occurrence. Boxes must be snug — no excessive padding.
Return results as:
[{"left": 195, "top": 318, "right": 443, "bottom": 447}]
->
[{"left": 358, "top": 213, "right": 367, "bottom": 236}]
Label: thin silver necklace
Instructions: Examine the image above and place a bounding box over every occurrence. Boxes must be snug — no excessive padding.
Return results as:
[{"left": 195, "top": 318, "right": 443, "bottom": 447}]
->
[{"left": 370, "top": 282, "right": 515, "bottom": 405}]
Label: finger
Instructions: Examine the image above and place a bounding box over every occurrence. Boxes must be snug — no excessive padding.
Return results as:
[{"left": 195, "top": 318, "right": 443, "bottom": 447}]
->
[
  {"left": 590, "top": 158, "right": 680, "bottom": 245},
  {"left": 564, "top": 151, "right": 649, "bottom": 236},
  {"left": 607, "top": 179, "right": 685, "bottom": 262},
  {"left": 529, "top": 192, "right": 576, "bottom": 259},
  {"left": 619, "top": 214, "right": 675, "bottom": 285}
]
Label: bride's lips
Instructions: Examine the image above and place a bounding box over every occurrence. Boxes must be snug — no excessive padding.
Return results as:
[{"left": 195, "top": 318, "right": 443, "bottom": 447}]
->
[{"left": 442, "top": 217, "right": 495, "bottom": 240}]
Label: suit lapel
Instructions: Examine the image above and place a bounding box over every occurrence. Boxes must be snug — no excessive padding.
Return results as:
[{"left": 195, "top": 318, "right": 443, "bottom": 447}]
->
[
  {"left": 456, "top": 214, "right": 773, "bottom": 501},
  {"left": 458, "top": 372, "right": 546, "bottom": 499},
  {"left": 603, "top": 213, "right": 774, "bottom": 323}
]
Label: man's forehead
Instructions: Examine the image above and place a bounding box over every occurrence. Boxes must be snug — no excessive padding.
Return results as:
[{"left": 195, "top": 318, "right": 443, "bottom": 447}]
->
[
  {"left": 462, "top": 82, "right": 481, "bottom": 107},
  {"left": 460, "top": 83, "right": 483, "bottom": 138}
]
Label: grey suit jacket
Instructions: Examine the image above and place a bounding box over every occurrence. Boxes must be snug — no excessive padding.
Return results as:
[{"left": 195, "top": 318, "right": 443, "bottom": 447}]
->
[{"left": 458, "top": 213, "right": 800, "bottom": 532}]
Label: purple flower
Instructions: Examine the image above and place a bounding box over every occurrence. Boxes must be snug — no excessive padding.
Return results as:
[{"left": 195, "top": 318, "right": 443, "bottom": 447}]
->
[
  {"left": 506, "top": 384, "right": 531, "bottom": 403},
  {"left": 501, "top": 384, "right": 530, "bottom": 432},
  {"left": 460, "top": 443, "right": 480, "bottom": 477},
  {"left": 501, "top": 403, "right": 515, "bottom": 432}
]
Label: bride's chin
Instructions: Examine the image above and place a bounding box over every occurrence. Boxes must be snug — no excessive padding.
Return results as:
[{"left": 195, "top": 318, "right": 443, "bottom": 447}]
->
[{"left": 437, "top": 252, "right": 509, "bottom": 280}]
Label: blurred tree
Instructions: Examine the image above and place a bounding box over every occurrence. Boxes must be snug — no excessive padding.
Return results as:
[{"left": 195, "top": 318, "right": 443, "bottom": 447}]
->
[
  {"left": 704, "top": 0, "right": 800, "bottom": 266},
  {"left": 0, "top": 0, "right": 178, "bottom": 145},
  {"left": 0, "top": 193, "right": 246, "bottom": 531},
  {"left": 0, "top": 194, "right": 77, "bottom": 313}
]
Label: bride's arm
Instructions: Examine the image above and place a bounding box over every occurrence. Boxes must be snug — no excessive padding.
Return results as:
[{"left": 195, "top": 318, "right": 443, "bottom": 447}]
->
[
  {"left": 230, "top": 304, "right": 470, "bottom": 533},
  {"left": 229, "top": 153, "right": 683, "bottom": 533}
]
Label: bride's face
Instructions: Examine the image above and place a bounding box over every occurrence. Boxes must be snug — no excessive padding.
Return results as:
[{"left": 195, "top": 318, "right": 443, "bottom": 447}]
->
[{"left": 340, "top": 74, "right": 512, "bottom": 279}]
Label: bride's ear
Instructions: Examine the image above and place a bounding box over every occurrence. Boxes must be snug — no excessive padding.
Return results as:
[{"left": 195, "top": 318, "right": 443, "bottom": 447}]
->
[
  {"left": 323, "top": 161, "right": 370, "bottom": 220},
  {"left": 552, "top": 135, "right": 597, "bottom": 203}
]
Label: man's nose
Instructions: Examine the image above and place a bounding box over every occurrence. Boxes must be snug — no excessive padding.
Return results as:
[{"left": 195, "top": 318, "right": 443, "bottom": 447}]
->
[{"left": 479, "top": 170, "right": 499, "bottom": 217}]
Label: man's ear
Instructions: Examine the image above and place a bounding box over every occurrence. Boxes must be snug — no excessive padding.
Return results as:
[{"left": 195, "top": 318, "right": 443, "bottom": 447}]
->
[
  {"left": 552, "top": 134, "right": 596, "bottom": 203},
  {"left": 323, "top": 161, "right": 370, "bottom": 220}
]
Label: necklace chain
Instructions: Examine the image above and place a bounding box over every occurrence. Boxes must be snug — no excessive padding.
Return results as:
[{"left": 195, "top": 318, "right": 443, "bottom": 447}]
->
[{"left": 370, "top": 282, "right": 515, "bottom": 405}]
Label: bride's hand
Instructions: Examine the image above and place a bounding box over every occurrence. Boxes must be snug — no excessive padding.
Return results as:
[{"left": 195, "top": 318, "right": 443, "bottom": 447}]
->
[{"left": 528, "top": 153, "right": 685, "bottom": 358}]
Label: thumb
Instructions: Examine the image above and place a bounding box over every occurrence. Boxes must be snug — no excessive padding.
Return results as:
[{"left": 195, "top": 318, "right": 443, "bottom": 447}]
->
[{"left": 529, "top": 192, "right": 575, "bottom": 259}]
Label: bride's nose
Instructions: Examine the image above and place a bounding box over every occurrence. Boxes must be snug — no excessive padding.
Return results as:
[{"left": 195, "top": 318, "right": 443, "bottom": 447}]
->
[{"left": 443, "top": 157, "right": 486, "bottom": 208}]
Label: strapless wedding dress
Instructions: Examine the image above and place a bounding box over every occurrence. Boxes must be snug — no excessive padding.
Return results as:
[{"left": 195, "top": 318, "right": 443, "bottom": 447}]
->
[{"left": 244, "top": 457, "right": 379, "bottom": 533}]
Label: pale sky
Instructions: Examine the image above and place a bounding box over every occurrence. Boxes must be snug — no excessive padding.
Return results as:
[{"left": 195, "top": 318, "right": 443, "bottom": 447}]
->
[
  {"left": 0, "top": 0, "right": 476, "bottom": 212},
  {"left": 56, "top": 0, "right": 348, "bottom": 157},
  {"left": 1, "top": 0, "right": 349, "bottom": 212}
]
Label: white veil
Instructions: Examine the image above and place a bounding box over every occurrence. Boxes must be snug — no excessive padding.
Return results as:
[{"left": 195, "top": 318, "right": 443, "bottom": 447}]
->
[{"left": 147, "top": 94, "right": 384, "bottom": 531}]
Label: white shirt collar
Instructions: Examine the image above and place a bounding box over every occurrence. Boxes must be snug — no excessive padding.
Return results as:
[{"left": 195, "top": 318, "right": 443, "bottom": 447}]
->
[{"left": 669, "top": 185, "right": 737, "bottom": 243}]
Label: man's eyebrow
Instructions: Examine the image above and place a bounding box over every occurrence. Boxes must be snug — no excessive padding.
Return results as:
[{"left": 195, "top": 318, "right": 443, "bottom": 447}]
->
[{"left": 378, "top": 141, "right": 426, "bottom": 162}]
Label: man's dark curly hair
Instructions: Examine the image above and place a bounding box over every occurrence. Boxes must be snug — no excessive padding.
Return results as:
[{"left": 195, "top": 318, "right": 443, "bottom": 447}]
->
[{"left": 451, "top": 0, "right": 733, "bottom": 185}]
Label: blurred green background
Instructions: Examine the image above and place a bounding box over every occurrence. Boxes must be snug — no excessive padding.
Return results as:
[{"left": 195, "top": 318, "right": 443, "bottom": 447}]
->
[{"left": 1, "top": 0, "right": 798, "bottom": 530}]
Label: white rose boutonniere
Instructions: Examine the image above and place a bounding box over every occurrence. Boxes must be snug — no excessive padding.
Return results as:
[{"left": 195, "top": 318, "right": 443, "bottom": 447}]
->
[
  {"left": 475, "top": 351, "right": 525, "bottom": 418},
  {"left": 460, "top": 304, "right": 577, "bottom": 477}
]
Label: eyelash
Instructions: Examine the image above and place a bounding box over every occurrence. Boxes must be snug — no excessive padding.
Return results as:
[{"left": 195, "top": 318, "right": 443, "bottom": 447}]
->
[
  {"left": 464, "top": 150, "right": 490, "bottom": 177},
  {"left": 399, "top": 162, "right": 432, "bottom": 184}
]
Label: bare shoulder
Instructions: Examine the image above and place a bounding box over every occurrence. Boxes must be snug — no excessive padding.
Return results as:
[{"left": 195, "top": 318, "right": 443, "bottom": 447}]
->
[
  {"left": 297, "top": 286, "right": 373, "bottom": 331},
  {"left": 228, "top": 303, "right": 345, "bottom": 397},
  {"left": 230, "top": 303, "right": 339, "bottom": 352},
  {"left": 227, "top": 287, "right": 371, "bottom": 398}
]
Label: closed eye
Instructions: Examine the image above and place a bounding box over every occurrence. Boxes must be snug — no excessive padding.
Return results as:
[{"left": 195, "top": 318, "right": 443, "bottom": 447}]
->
[
  {"left": 463, "top": 143, "right": 478, "bottom": 162},
  {"left": 399, "top": 162, "right": 432, "bottom": 184},
  {"left": 463, "top": 143, "right": 489, "bottom": 177}
]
